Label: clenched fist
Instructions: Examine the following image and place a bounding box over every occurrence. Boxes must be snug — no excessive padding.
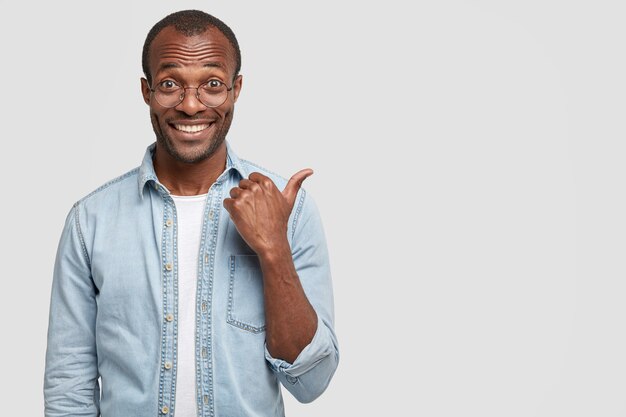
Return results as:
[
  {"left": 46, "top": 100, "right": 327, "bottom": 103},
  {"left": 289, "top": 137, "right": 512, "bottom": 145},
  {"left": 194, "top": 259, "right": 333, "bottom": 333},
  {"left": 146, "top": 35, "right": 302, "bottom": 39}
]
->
[{"left": 223, "top": 169, "right": 313, "bottom": 257}]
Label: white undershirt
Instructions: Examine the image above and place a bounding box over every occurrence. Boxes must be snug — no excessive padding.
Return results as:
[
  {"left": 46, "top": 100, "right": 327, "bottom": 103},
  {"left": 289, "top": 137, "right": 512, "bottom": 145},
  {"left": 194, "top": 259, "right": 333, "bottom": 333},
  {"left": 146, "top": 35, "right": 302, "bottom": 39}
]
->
[{"left": 172, "top": 193, "right": 207, "bottom": 417}]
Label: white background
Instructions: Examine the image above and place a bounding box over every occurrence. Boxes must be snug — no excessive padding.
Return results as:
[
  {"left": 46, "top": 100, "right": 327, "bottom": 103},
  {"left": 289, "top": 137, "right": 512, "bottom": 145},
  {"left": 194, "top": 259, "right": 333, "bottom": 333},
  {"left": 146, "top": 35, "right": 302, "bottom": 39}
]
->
[{"left": 1, "top": 0, "right": 625, "bottom": 416}]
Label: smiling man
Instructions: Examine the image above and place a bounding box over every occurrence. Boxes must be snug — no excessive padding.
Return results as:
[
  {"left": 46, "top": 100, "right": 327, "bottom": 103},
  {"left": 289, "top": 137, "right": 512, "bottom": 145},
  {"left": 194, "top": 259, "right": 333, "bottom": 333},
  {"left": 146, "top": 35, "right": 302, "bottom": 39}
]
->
[{"left": 44, "top": 10, "right": 338, "bottom": 417}]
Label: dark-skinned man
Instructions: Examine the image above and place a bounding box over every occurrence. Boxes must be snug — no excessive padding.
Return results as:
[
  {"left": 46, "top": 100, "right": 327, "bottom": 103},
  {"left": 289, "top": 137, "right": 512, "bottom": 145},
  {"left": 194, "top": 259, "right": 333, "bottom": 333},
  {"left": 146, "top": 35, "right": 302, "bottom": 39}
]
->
[{"left": 44, "top": 10, "right": 338, "bottom": 417}]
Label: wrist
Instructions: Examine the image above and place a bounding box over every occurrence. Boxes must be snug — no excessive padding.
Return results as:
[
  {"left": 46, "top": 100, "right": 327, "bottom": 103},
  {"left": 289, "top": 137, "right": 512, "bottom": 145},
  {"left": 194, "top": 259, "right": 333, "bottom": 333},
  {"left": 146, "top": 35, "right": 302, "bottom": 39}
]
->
[{"left": 257, "top": 239, "right": 292, "bottom": 264}]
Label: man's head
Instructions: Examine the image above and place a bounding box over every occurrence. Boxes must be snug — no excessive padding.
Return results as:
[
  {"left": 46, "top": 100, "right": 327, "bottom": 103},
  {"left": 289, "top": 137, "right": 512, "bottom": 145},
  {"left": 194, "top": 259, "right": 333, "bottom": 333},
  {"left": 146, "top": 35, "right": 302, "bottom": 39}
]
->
[
  {"left": 141, "top": 10, "right": 243, "bottom": 164},
  {"left": 142, "top": 10, "right": 241, "bottom": 87}
]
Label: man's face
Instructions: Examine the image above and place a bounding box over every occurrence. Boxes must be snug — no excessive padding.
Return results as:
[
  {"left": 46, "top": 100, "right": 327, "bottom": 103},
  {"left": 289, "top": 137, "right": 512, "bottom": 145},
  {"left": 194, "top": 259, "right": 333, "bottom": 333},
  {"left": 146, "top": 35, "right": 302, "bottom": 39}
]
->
[{"left": 141, "top": 26, "right": 242, "bottom": 164}]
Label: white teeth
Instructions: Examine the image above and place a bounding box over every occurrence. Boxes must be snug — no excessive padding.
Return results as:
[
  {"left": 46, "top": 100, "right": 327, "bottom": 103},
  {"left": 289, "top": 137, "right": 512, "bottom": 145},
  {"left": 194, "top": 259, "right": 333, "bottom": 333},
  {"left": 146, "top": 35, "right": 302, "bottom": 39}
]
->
[{"left": 173, "top": 124, "right": 210, "bottom": 133}]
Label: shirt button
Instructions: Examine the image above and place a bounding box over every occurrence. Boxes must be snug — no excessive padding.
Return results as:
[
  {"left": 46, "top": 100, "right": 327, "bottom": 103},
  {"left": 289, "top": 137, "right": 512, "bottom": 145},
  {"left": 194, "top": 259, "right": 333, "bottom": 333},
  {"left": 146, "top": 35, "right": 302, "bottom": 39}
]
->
[
  {"left": 165, "top": 219, "right": 173, "bottom": 227},
  {"left": 165, "top": 263, "right": 172, "bottom": 271},
  {"left": 161, "top": 405, "right": 169, "bottom": 414},
  {"left": 204, "top": 254, "right": 209, "bottom": 264},
  {"left": 209, "top": 210, "right": 214, "bottom": 220},
  {"left": 201, "top": 302, "right": 207, "bottom": 312},
  {"left": 153, "top": 183, "right": 159, "bottom": 191},
  {"left": 203, "top": 395, "right": 209, "bottom": 405},
  {"left": 165, "top": 313, "right": 174, "bottom": 322},
  {"left": 164, "top": 361, "right": 172, "bottom": 370},
  {"left": 201, "top": 347, "right": 207, "bottom": 358}
]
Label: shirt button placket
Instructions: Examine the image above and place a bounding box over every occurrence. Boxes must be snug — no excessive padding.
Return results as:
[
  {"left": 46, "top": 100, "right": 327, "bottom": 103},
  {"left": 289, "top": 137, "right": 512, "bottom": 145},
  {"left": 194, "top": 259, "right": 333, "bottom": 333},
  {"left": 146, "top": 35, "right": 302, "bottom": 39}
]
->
[
  {"left": 200, "top": 189, "right": 219, "bottom": 415},
  {"left": 161, "top": 201, "right": 176, "bottom": 417}
]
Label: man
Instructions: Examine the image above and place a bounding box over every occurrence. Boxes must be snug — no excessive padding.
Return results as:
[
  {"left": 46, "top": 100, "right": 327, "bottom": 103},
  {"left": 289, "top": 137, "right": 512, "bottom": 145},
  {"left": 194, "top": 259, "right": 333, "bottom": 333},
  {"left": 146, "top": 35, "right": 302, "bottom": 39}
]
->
[{"left": 44, "top": 10, "right": 338, "bottom": 417}]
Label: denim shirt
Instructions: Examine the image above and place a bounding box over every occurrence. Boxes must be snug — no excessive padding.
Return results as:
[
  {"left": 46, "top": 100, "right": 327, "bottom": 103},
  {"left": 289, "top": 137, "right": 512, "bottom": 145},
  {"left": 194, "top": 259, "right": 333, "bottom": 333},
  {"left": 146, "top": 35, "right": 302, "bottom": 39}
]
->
[{"left": 44, "top": 142, "right": 339, "bottom": 417}]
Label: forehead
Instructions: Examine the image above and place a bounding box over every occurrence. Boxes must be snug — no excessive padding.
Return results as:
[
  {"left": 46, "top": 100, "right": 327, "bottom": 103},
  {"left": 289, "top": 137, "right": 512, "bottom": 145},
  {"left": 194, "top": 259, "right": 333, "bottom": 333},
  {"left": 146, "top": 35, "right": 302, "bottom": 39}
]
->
[{"left": 149, "top": 25, "right": 236, "bottom": 77}]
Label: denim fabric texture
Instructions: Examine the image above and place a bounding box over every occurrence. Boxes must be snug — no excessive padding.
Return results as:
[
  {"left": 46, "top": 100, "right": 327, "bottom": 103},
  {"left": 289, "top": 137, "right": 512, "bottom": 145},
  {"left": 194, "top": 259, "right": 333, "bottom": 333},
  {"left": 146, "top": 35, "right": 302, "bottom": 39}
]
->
[{"left": 44, "top": 142, "right": 339, "bottom": 417}]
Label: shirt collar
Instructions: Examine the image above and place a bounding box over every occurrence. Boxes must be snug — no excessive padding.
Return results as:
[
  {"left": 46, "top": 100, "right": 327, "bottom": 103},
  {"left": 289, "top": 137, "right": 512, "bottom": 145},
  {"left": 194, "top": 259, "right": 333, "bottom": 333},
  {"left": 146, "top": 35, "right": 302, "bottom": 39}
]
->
[{"left": 137, "top": 141, "right": 249, "bottom": 199}]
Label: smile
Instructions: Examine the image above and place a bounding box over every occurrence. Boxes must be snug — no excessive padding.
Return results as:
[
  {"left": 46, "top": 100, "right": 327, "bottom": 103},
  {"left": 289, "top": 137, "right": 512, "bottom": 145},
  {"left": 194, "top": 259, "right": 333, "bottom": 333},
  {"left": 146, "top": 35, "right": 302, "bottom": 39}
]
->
[{"left": 172, "top": 123, "right": 211, "bottom": 133}]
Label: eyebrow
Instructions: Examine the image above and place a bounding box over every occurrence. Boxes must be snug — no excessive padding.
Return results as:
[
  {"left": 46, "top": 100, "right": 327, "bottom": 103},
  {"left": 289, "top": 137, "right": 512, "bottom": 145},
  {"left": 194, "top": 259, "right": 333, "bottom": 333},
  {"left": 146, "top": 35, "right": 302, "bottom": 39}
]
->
[
  {"left": 158, "top": 62, "right": 180, "bottom": 71},
  {"left": 157, "top": 62, "right": 224, "bottom": 72}
]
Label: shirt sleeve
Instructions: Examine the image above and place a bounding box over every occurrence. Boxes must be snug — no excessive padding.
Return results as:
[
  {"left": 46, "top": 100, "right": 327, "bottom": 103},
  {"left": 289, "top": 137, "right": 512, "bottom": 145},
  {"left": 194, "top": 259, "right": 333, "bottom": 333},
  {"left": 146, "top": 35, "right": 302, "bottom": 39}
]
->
[
  {"left": 264, "top": 190, "right": 339, "bottom": 403},
  {"left": 44, "top": 203, "right": 100, "bottom": 417}
]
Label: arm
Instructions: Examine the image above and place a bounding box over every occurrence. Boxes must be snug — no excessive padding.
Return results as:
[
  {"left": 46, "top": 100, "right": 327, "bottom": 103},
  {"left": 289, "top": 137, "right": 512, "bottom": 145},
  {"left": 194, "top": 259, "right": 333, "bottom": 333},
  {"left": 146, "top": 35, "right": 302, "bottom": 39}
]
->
[
  {"left": 263, "top": 189, "right": 339, "bottom": 403},
  {"left": 258, "top": 240, "right": 318, "bottom": 364},
  {"left": 224, "top": 170, "right": 339, "bottom": 403},
  {"left": 44, "top": 204, "right": 100, "bottom": 417}
]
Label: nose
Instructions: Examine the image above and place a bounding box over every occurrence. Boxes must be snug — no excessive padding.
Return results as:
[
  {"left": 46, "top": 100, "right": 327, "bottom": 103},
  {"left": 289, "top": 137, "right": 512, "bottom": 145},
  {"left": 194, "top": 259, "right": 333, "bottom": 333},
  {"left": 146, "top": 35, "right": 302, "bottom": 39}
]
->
[{"left": 175, "top": 87, "right": 207, "bottom": 116}]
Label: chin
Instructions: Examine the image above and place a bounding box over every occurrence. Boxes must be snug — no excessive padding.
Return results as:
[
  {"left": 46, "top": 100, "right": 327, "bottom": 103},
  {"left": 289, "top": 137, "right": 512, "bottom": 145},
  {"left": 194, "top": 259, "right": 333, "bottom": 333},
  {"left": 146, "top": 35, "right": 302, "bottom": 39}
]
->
[{"left": 162, "top": 136, "right": 225, "bottom": 164}]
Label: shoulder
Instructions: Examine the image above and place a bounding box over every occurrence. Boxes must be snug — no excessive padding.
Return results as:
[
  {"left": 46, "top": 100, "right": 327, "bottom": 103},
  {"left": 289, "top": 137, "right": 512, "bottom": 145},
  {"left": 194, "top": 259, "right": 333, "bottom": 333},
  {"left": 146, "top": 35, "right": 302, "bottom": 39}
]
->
[
  {"left": 239, "top": 158, "right": 290, "bottom": 190},
  {"left": 74, "top": 167, "right": 141, "bottom": 212}
]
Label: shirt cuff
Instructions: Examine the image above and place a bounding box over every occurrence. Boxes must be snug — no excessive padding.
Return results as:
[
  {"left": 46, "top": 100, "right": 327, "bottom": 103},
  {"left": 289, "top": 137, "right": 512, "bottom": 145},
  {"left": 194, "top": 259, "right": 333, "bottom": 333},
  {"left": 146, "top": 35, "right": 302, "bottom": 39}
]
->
[{"left": 264, "top": 315, "right": 333, "bottom": 380}]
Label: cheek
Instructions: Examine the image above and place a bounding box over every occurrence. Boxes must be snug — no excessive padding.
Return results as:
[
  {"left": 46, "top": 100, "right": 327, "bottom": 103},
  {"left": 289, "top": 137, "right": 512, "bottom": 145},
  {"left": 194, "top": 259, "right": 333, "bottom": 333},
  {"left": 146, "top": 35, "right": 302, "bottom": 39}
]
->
[
  {"left": 149, "top": 111, "right": 165, "bottom": 134},
  {"left": 217, "top": 103, "right": 235, "bottom": 119},
  {"left": 150, "top": 107, "right": 169, "bottom": 125}
]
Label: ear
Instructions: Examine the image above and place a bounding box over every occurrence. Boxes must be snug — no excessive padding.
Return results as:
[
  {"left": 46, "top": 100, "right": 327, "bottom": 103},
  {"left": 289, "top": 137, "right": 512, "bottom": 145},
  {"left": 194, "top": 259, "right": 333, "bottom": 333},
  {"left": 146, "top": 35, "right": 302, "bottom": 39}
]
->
[
  {"left": 141, "top": 78, "right": 151, "bottom": 105},
  {"left": 232, "top": 74, "right": 243, "bottom": 103}
]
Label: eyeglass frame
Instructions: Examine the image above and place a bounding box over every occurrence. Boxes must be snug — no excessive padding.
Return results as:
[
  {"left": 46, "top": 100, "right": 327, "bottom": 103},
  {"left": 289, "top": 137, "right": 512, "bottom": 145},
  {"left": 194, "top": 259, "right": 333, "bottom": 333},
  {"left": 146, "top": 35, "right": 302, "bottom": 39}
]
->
[{"left": 148, "top": 78, "right": 236, "bottom": 109}]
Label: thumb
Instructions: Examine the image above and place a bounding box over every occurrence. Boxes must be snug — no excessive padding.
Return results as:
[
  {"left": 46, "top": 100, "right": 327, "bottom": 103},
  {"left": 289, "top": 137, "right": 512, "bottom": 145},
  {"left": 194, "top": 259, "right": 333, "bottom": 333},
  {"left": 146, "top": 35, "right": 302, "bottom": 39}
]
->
[{"left": 283, "top": 168, "right": 314, "bottom": 209}]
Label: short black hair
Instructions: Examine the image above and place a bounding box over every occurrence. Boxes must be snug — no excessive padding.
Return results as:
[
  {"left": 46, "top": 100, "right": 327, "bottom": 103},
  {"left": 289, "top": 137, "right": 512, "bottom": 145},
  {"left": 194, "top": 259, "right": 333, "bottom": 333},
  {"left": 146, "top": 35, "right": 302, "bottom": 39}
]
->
[{"left": 142, "top": 10, "right": 241, "bottom": 86}]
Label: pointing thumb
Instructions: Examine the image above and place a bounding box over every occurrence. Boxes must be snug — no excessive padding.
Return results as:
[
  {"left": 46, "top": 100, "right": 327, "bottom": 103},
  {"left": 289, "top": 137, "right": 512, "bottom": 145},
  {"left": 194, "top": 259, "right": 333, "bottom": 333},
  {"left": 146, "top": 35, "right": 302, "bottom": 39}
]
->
[{"left": 283, "top": 168, "right": 314, "bottom": 209}]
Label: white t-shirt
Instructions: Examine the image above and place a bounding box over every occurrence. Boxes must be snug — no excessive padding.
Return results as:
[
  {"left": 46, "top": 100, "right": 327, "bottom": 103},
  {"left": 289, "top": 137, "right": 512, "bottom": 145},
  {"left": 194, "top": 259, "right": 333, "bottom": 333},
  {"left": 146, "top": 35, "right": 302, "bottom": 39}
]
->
[{"left": 171, "top": 193, "right": 207, "bottom": 417}]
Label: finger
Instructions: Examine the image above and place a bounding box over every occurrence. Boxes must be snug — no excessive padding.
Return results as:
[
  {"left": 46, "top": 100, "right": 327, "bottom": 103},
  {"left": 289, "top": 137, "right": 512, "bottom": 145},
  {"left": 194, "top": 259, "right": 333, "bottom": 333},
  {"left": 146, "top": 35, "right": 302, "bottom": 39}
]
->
[
  {"left": 249, "top": 172, "right": 276, "bottom": 190},
  {"left": 223, "top": 197, "right": 235, "bottom": 213},
  {"left": 248, "top": 172, "right": 268, "bottom": 183},
  {"left": 229, "top": 187, "right": 244, "bottom": 198},
  {"left": 282, "top": 168, "right": 314, "bottom": 209},
  {"left": 238, "top": 178, "right": 260, "bottom": 192}
]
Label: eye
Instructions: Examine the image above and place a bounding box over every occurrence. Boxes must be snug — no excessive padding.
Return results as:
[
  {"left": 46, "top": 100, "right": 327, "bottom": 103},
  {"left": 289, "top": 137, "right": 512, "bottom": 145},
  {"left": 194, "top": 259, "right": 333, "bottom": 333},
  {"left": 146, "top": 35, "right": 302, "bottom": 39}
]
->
[
  {"left": 157, "top": 80, "right": 180, "bottom": 91},
  {"left": 204, "top": 79, "right": 224, "bottom": 89}
]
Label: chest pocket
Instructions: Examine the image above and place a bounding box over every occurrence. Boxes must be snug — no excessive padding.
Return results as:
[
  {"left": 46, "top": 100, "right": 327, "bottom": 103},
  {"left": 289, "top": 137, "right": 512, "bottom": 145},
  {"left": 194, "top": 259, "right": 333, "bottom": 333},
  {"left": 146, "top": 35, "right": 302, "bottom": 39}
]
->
[{"left": 227, "top": 255, "right": 266, "bottom": 333}]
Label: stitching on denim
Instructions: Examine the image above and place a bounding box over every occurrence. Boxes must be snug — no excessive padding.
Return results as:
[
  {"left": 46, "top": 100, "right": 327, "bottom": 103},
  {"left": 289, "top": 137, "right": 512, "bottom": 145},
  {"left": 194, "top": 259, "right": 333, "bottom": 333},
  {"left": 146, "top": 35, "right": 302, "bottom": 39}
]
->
[
  {"left": 208, "top": 184, "right": 222, "bottom": 416},
  {"left": 227, "top": 255, "right": 267, "bottom": 334},
  {"left": 227, "top": 317, "right": 266, "bottom": 334},
  {"left": 73, "top": 202, "right": 91, "bottom": 269},
  {"left": 290, "top": 189, "right": 307, "bottom": 241},
  {"left": 195, "top": 182, "right": 222, "bottom": 417},
  {"left": 78, "top": 167, "right": 140, "bottom": 204},
  {"left": 240, "top": 159, "right": 286, "bottom": 182},
  {"left": 194, "top": 198, "right": 209, "bottom": 416},
  {"left": 72, "top": 168, "right": 140, "bottom": 271},
  {"left": 170, "top": 198, "right": 179, "bottom": 416},
  {"left": 158, "top": 200, "right": 167, "bottom": 415}
]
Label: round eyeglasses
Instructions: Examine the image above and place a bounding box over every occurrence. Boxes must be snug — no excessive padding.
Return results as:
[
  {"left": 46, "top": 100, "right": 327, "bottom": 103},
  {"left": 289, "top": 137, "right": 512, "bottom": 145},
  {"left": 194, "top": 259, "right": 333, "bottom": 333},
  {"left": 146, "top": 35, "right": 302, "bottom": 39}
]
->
[{"left": 150, "top": 79, "right": 234, "bottom": 108}]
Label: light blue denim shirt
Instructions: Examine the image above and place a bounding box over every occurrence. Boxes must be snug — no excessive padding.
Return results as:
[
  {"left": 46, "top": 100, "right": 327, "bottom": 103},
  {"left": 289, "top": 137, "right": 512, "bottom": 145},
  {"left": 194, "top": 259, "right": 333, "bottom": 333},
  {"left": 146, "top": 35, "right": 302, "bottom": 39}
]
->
[{"left": 44, "top": 142, "right": 339, "bottom": 417}]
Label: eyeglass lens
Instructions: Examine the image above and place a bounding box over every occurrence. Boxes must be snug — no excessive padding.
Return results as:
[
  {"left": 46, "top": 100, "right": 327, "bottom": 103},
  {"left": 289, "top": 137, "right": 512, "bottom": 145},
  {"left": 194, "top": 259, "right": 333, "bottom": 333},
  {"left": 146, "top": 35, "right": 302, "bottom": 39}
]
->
[{"left": 153, "top": 82, "right": 228, "bottom": 108}]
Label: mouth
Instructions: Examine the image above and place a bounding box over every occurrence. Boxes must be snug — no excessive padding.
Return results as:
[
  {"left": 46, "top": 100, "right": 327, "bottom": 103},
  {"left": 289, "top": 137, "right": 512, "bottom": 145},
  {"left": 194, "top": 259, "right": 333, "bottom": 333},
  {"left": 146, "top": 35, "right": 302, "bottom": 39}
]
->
[{"left": 171, "top": 123, "right": 213, "bottom": 133}]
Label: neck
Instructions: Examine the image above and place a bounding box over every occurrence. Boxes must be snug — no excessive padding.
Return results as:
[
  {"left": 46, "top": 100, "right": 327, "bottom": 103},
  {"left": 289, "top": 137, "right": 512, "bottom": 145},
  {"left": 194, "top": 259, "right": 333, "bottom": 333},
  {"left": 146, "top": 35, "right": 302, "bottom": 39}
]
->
[{"left": 153, "top": 142, "right": 227, "bottom": 196}]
